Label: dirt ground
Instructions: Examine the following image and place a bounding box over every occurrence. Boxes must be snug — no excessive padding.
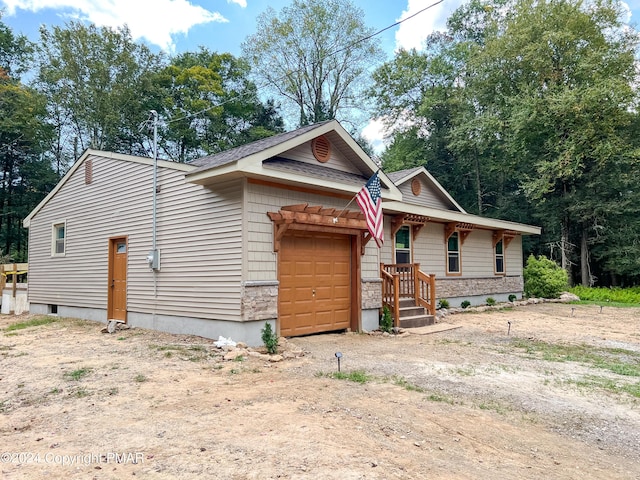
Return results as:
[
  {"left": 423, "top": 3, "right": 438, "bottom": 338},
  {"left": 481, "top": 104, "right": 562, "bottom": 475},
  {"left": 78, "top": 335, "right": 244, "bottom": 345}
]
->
[{"left": 1, "top": 302, "right": 639, "bottom": 480}]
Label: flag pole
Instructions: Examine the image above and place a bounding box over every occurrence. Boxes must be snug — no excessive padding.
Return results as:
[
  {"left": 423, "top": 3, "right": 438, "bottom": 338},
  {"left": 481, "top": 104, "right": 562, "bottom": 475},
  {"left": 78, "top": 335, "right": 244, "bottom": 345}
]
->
[
  {"left": 333, "top": 170, "right": 381, "bottom": 224},
  {"left": 332, "top": 194, "right": 358, "bottom": 223}
]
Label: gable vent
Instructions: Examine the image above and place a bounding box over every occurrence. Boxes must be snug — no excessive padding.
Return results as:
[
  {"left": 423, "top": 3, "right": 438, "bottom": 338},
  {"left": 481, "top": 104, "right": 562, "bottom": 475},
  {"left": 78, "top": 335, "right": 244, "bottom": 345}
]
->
[
  {"left": 85, "top": 159, "right": 93, "bottom": 185},
  {"left": 311, "top": 135, "right": 331, "bottom": 163},
  {"left": 411, "top": 178, "right": 421, "bottom": 196}
]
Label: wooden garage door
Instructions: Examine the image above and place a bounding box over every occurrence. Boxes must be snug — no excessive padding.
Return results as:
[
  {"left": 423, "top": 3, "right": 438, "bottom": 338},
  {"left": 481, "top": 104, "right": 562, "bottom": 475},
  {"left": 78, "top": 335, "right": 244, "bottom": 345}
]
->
[{"left": 279, "top": 231, "right": 351, "bottom": 337}]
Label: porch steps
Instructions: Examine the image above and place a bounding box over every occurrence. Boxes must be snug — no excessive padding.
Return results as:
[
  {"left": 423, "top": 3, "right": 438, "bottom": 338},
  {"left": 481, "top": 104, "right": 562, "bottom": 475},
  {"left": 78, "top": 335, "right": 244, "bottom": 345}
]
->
[{"left": 397, "top": 299, "right": 435, "bottom": 329}]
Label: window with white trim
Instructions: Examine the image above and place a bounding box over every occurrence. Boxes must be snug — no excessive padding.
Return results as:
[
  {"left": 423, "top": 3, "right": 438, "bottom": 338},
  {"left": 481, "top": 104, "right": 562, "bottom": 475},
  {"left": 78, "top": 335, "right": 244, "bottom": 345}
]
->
[
  {"left": 447, "top": 231, "right": 460, "bottom": 274},
  {"left": 495, "top": 239, "right": 505, "bottom": 274},
  {"left": 52, "top": 222, "right": 66, "bottom": 256},
  {"left": 395, "top": 226, "right": 411, "bottom": 264}
]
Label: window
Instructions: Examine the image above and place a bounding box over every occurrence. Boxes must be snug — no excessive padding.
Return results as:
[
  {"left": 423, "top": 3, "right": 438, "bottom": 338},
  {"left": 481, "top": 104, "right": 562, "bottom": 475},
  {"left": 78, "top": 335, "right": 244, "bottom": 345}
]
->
[
  {"left": 495, "top": 239, "right": 505, "bottom": 274},
  {"left": 52, "top": 222, "right": 66, "bottom": 255},
  {"left": 447, "top": 231, "right": 460, "bottom": 274},
  {"left": 395, "top": 226, "right": 411, "bottom": 264}
]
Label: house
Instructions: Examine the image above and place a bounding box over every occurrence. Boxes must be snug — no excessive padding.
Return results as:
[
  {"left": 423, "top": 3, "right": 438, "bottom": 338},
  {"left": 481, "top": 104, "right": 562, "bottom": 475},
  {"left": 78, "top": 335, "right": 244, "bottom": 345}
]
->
[{"left": 23, "top": 120, "right": 540, "bottom": 345}]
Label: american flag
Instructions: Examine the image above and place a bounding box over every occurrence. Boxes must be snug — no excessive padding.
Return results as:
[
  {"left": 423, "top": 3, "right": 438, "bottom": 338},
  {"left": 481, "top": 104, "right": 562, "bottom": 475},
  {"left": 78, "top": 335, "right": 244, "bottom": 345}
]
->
[{"left": 356, "top": 172, "right": 384, "bottom": 248}]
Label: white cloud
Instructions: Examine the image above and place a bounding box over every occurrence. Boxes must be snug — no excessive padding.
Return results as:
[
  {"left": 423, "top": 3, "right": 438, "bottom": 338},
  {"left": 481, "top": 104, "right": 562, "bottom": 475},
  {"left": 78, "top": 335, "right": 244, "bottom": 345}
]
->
[
  {"left": 1, "top": 0, "right": 227, "bottom": 51},
  {"left": 394, "top": 0, "right": 465, "bottom": 51},
  {"left": 228, "top": 0, "right": 246, "bottom": 7},
  {"left": 361, "top": 118, "right": 388, "bottom": 155}
]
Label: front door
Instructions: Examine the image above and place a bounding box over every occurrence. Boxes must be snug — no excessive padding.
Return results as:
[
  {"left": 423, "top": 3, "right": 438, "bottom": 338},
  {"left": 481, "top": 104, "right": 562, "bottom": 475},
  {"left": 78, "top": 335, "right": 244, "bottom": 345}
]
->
[{"left": 108, "top": 237, "right": 127, "bottom": 321}]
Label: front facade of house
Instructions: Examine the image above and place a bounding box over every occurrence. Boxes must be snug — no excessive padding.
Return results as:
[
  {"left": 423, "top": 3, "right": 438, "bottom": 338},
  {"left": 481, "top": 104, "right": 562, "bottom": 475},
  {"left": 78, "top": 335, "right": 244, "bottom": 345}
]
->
[{"left": 24, "top": 120, "right": 540, "bottom": 345}]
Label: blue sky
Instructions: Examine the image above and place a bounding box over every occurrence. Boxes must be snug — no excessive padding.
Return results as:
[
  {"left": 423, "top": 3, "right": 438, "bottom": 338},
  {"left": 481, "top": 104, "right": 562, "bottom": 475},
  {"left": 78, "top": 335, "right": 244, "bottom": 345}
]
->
[{"left": 2, "top": 0, "right": 640, "bottom": 150}]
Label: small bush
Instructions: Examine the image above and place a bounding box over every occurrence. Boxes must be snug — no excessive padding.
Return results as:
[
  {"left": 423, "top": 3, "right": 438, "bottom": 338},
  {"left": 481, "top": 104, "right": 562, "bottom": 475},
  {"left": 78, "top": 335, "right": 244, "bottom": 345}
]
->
[
  {"left": 437, "top": 298, "right": 450, "bottom": 309},
  {"left": 261, "top": 322, "right": 278, "bottom": 354},
  {"left": 508, "top": 294, "right": 517, "bottom": 302},
  {"left": 461, "top": 300, "right": 471, "bottom": 309},
  {"left": 486, "top": 297, "right": 496, "bottom": 306},
  {"left": 380, "top": 305, "right": 393, "bottom": 333},
  {"left": 523, "top": 255, "right": 568, "bottom": 299}
]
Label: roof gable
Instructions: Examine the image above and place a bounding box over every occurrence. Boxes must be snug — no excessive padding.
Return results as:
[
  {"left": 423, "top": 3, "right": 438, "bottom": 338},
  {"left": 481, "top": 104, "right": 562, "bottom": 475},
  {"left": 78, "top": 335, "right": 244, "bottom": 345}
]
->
[
  {"left": 23, "top": 149, "right": 194, "bottom": 227},
  {"left": 388, "top": 166, "right": 466, "bottom": 213},
  {"left": 185, "top": 119, "right": 402, "bottom": 201}
]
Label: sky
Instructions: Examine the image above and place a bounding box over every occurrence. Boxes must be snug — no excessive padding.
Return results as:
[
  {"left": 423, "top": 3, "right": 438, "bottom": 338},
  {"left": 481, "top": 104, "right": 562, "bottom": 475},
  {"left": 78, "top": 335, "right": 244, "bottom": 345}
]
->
[{"left": 1, "top": 0, "right": 640, "bottom": 152}]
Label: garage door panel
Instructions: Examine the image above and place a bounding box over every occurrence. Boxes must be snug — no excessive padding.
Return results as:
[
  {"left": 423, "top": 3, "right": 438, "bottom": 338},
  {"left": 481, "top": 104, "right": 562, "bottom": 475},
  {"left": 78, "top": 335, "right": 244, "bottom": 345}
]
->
[{"left": 279, "top": 231, "right": 352, "bottom": 337}]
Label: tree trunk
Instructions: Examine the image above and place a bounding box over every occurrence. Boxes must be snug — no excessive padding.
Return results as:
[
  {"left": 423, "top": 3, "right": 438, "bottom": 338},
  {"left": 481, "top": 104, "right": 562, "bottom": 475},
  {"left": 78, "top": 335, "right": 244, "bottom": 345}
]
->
[
  {"left": 580, "top": 226, "right": 590, "bottom": 286},
  {"left": 474, "top": 148, "right": 482, "bottom": 214},
  {"left": 561, "top": 214, "right": 573, "bottom": 286}
]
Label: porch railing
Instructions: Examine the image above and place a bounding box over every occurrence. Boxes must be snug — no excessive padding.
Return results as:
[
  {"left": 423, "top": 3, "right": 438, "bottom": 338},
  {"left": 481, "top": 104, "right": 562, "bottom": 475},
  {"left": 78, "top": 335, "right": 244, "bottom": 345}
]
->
[{"left": 380, "top": 263, "right": 436, "bottom": 326}]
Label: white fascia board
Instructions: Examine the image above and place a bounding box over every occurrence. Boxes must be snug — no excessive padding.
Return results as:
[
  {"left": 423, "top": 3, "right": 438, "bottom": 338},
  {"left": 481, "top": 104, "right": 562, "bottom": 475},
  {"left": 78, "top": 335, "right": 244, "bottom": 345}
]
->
[{"left": 383, "top": 200, "right": 541, "bottom": 235}]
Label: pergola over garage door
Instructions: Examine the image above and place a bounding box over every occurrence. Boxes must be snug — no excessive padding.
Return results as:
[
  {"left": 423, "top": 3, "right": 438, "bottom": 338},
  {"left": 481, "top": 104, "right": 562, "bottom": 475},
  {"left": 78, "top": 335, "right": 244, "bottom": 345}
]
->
[{"left": 267, "top": 204, "right": 372, "bottom": 337}]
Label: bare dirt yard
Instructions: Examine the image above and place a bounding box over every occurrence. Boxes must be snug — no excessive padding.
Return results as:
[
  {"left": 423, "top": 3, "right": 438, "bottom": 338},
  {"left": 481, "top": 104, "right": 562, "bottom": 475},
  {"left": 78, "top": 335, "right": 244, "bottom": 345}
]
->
[{"left": 1, "top": 302, "right": 639, "bottom": 480}]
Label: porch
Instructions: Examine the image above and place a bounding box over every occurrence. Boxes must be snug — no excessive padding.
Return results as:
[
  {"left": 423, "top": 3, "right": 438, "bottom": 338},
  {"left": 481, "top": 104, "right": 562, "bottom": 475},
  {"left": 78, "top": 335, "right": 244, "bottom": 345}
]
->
[{"left": 380, "top": 263, "right": 436, "bottom": 328}]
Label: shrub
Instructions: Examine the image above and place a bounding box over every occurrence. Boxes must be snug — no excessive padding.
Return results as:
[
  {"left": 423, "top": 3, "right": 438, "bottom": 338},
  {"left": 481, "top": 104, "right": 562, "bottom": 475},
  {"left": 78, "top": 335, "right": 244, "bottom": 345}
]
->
[
  {"left": 380, "top": 305, "right": 393, "bottom": 333},
  {"left": 523, "top": 255, "right": 568, "bottom": 299},
  {"left": 437, "top": 298, "right": 450, "bottom": 309},
  {"left": 261, "top": 322, "right": 278, "bottom": 354},
  {"left": 461, "top": 300, "right": 471, "bottom": 309},
  {"left": 508, "top": 294, "right": 517, "bottom": 302},
  {"left": 486, "top": 297, "right": 496, "bottom": 306}
]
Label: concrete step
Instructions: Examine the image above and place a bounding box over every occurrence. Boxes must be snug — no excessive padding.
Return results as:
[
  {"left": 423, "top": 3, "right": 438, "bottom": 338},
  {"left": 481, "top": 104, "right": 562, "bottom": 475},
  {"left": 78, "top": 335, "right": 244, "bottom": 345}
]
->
[
  {"left": 399, "top": 306, "right": 427, "bottom": 317},
  {"left": 399, "top": 314, "right": 435, "bottom": 329}
]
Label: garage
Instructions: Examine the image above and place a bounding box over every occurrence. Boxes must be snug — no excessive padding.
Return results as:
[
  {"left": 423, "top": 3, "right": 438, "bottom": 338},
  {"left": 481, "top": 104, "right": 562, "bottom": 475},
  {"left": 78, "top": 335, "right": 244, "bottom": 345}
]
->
[{"left": 278, "top": 231, "right": 352, "bottom": 337}]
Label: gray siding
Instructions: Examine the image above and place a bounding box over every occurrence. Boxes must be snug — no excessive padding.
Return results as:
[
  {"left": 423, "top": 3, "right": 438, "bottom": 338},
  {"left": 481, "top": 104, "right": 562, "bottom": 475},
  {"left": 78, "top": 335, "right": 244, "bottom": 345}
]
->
[
  {"left": 245, "top": 182, "right": 380, "bottom": 282},
  {"left": 27, "top": 154, "right": 243, "bottom": 321},
  {"left": 281, "top": 141, "right": 361, "bottom": 174},
  {"left": 396, "top": 177, "right": 456, "bottom": 210},
  {"left": 383, "top": 220, "right": 525, "bottom": 280}
]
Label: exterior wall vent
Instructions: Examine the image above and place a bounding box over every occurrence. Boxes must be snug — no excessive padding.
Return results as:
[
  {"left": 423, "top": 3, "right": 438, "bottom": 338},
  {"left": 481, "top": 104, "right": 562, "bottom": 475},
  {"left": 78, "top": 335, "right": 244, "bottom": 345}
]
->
[
  {"left": 85, "top": 159, "right": 93, "bottom": 185},
  {"left": 311, "top": 135, "right": 331, "bottom": 163},
  {"left": 411, "top": 178, "right": 421, "bottom": 196}
]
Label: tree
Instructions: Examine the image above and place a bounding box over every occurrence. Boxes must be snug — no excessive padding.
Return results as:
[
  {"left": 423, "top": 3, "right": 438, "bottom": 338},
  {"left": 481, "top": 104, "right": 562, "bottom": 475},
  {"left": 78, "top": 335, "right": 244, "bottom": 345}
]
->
[
  {"left": 153, "top": 48, "right": 284, "bottom": 163},
  {"left": 242, "top": 0, "right": 383, "bottom": 127},
  {"left": 34, "top": 22, "right": 163, "bottom": 170},
  {"left": 369, "top": 0, "right": 640, "bottom": 286},
  {"left": 0, "top": 16, "right": 56, "bottom": 260}
]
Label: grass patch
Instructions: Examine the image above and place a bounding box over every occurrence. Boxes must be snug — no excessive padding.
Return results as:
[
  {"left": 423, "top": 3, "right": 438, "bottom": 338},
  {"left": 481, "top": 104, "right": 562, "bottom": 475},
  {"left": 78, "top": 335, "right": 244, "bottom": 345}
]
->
[
  {"left": 322, "top": 369, "right": 371, "bottom": 384},
  {"left": 72, "top": 387, "right": 90, "bottom": 398},
  {"left": 392, "top": 376, "right": 425, "bottom": 392},
  {"left": 134, "top": 374, "right": 147, "bottom": 383},
  {"left": 569, "top": 285, "right": 640, "bottom": 305},
  {"left": 63, "top": 367, "right": 92, "bottom": 381},
  {"left": 426, "top": 393, "right": 455, "bottom": 404},
  {"left": 565, "top": 376, "right": 640, "bottom": 398},
  {"left": 511, "top": 338, "right": 640, "bottom": 377},
  {"left": 5, "top": 316, "right": 57, "bottom": 331},
  {"left": 150, "top": 344, "right": 212, "bottom": 362}
]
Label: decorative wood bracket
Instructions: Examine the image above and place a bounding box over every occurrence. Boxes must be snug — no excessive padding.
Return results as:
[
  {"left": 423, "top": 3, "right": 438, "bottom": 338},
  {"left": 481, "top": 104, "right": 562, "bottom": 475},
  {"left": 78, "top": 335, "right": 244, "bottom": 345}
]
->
[
  {"left": 445, "top": 222, "right": 474, "bottom": 245},
  {"left": 267, "top": 203, "right": 369, "bottom": 253},
  {"left": 493, "top": 230, "right": 517, "bottom": 249},
  {"left": 391, "top": 214, "right": 429, "bottom": 242}
]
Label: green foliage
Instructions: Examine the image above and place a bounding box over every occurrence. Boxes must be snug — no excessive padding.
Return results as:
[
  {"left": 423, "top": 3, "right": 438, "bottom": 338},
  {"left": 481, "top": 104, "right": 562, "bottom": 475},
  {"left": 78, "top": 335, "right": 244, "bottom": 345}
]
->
[
  {"left": 64, "top": 367, "right": 92, "bottom": 381},
  {"left": 508, "top": 294, "right": 517, "bottom": 302},
  {"left": 485, "top": 297, "right": 496, "bottom": 306},
  {"left": 380, "top": 305, "right": 393, "bottom": 333},
  {"left": 437, "top": 298, "right": 450, "bottom": 309},
  {"left": 242, "top": 0, "right": 383, "bottom": 126},
  {"left": 461, "top": 300, "right": 471, "bottom": 309},
  {"left": 368, "top": 0, "right": 640, "bottom": 286},
  {"left": 327, "top": 369, "right": 370, "bottom": 384},
  {"left": 523, "top": 255, "right": 568, "bottom": 299},
  {"left": 569, "top": 285, "right": 640, "bottom": 305},
  {"left": 261, "top": 322, "right": 278, "bottom": 354},
  {"left": 5, "top": 316, "right": 57, "bottom": 331}
]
